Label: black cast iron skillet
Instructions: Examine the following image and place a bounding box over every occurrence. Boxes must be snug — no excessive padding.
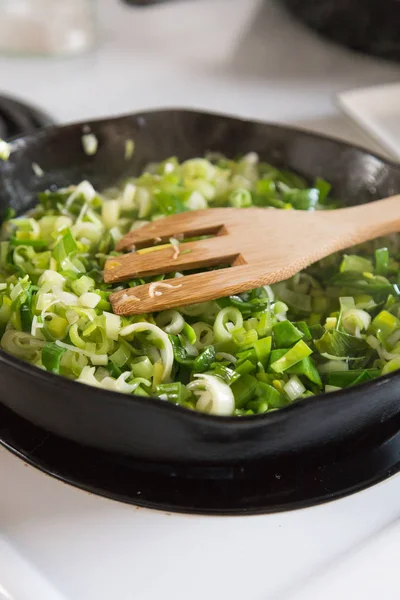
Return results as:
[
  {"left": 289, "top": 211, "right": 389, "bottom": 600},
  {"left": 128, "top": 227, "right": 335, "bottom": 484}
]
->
[{"left": 1, "top": 108, "right": 400, "bottom": 466}]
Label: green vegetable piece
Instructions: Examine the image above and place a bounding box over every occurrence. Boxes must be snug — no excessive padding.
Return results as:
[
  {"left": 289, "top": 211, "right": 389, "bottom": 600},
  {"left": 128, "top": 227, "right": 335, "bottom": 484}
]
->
[
  {"left": 257, "top": 382, "right": 288, "bottom": 408},
  {"left": 131, "top": 356, "right": 153, "bottom": 378},
  {"left": 38, "top": 190, "right": 71, "bottom": 210},
  {"left": 224, "top": 293, "right": 269, "bottom": 315},
  {"left": 255, "top": 178, "right": 275, "bottom": 198},
  {"left": 235, "top": 359, "right": 256, "bottom": 375},
  {"left": 340, "top": 254, "right": 373, "bottom": 273},
  {"left": 270, "top": 340, "right": 312, "bottom": 373},
  {"left": 314, "top": 178, "right": 331, "bottom": 203},
  {"left": 326, "top": 369, "right": 380, "bottom": 387},
  {"left": 154, "top": 190, "right": 187, "bottom": 215},
  {"left": 293, "top": 321, "right": 311, "bottom": 340},
  {"left": 46, "top": 316, "right": 69, "bottom": 340},
  {"left": 182, "top": 322, "right": 196, "bottom": 345},
  {"left": 110, "top": 345, "right": 131, "bottom": 368},
  {"left": 2, "top": 207, "right": 16, "bottom": 221},
  {"left": 0, "top": 139, "right": 11, "bottom": 161},
  {"left": 253, "top": 336, "right": 272, "bottom": 364},
  {"left": 269, "top": 349, "right": 287, "bottom": 365},
  {"left": 71, "top": 275, "right": 95, "bottom": 296},
  {"left": 315, "top": 329, "right": 367, "bottom": 357},
  {"left": 231, "top": 374, "right": 259, "bottom": 408},
  {"left": 19, "top": 285, "right": 33, "bottom": 333},
  {"left": 135, "top": 386, "right": 150, "bottom": 397},
  {"left": 287, "top": 356, "right": 322, "bottom": 387},
  {"left": 278, "top": 169, "right": 307, "bottom": 189},
  {"left": 211, "top": 363, "right": 241, "bottom": 385},
  {"left": 274, "top": 286, "right": 312, "bottom": 313},
  {"left": 308, "top": 313, "right": 321, "bottom": 326},
  {"left": 234, "top": 408, "right": 255, "bottom": 416},
  {"left": 246, "top": 399, "right": 269, "bottom": 414},
  {"left": 20, "top": 303, "right": 32, "bottom": 333},
  {"left": 382, "top": 357, "right": 400, "bottom": 375},
  {"left": 328, "top": 270, "right": 394, "bottom": 298},
  {"left": 375, "top": 248, "right": 389, "bottom": 276},
  {"left": 193, "top": 346, "right": 215, "bottom": 372},
  {"left": 42, "top": 343, "right": 66, "bottom": 374},
  {"left": 350, "top": 370, "right": 379, "bottom": 387},
  {"left": 370, "top": 310, "right": 399, "bottom": 340},
  {"left": 273, "top": 321, "right": 304, "bottom": 348},
  {"left": 232, "top": 327, "right": 258, "bottom": 347},
  {"left": 108, "top": 362, "right": 122, "bottom": 379},
  {"left": 10, "top": 238, "right": 48, "bottom": 250},
  {"left": 53, "top": 228, "right": 78, "bottom": 264},
  {"left": 169, "top": 335, "right": 194, "bottom": 366},
  {"left": 236, "top": 348, "right": 257, "bottom": 364},
  {"left": 311, "top": 295, "right": 330, "bottom": 314},
  {"left": 155, "top": 382, "right": 190, "bottom": 405},
  {"left": 283, "top": 188, "right": 319, "bottom": 210},
  {"left": 309, "top": 323, "right": 325, "bottom": 339},
  {"left": 230, "top": 188, "right": 252, "bottom": 208}
]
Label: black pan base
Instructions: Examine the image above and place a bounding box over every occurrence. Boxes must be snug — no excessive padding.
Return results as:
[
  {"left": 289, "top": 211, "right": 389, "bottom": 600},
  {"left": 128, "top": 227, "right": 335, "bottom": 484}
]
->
[{"left": 1, "top": 402, "right": 400, "bottom": 515}]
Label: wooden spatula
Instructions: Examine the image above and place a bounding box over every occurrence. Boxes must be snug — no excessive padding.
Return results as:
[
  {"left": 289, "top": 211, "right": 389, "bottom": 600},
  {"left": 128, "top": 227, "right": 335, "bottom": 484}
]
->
[{"left": 105, "top": 196, "right": 400, "bottom": 315}]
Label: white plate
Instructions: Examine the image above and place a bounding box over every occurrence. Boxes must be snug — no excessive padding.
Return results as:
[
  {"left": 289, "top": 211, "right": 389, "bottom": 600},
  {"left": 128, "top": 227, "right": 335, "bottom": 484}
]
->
[{"left": 337, "top": 83, "right": 400, "bottom": 161}]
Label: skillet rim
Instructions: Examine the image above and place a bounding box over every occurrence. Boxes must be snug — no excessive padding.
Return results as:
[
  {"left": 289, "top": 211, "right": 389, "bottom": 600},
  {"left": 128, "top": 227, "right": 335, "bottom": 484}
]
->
[{"left": 2, "top": 106, "right": 400, "bottom": 427}]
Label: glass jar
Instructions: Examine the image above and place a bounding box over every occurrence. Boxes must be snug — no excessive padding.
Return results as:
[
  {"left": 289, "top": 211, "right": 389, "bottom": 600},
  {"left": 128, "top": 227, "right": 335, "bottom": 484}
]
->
[{"left": 0, "top": 0, "right": 97, "bottom": 56}]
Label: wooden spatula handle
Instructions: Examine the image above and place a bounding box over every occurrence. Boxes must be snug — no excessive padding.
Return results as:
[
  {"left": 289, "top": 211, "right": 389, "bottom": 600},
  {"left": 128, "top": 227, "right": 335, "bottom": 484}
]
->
[{"left": 332, "top": 194, "right": 400, "bottom": 246}]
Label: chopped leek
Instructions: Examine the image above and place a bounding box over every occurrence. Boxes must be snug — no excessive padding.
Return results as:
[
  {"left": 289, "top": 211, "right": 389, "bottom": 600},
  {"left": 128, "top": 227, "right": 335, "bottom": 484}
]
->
[
  {"left": 42, "top": 342, "right": 66, "bottom": 374},
  {"left": 0, "top": 139, "right": 11, "bottom": 161},
  {"left": 270, "top": 340, "right": 312, "bottom": 373},
  {"left": 1, "top": 154, "right": 400, "bottom": 417}
]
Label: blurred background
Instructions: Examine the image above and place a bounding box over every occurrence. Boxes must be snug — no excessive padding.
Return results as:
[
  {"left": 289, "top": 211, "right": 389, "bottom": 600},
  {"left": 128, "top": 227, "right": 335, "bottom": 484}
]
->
[{"left": 0, "top": 0, "right": 399, "bottom": 151}]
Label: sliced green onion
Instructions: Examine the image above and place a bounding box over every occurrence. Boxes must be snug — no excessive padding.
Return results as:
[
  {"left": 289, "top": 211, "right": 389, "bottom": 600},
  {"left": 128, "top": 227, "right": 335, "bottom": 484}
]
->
[
  {"left": 82, "top": 133, "right": 98, "bottom": 156},
  {"left": 253, "top": 336, "right": 272, "bottom": 365},
  {"left": 125, "top": 139, "right": 135, "bottom": 160},
  {"left": 156, "top": 310, "right": 185, "bottom": 335},
  {"left": 1, "top": 155, "right": 398, "bottom": 415},
  {"left": 287, "top": 356, "right": 322, "bottom": 387},
  {"left": 120, "top": 322, "right": 173, "bottom": 381},
  {"left": 283, "top": 375, "right": 305, "bottom": 401},
  {"left": 375, "top": 247, "right": 389, "bottom": 276},
  {"left": 214, "top": 307, "right": 243, "bottom": 343},
  {"left": 340, "top": 255, "right": 373, "bottom": 273},
  {"left": 188, "top": 373, "right": 234, "bottom": 416},
  {"left": 155, "top": 382, "right": 190, "bottom": 405},
  {"left": 325, "top": 385, "right": 342, "bottom": 393},
  {"left": 0, "top": 139, "right": 11, "bottom": 161},
  {"left": 270, "top": 340, "right": 312, "bottom": 373},
  {"left": 104, "top": 311, "right": 121, "bottom": 341},
  {"left": 273, "top": 321, "right": 304, "bottom": 347},
  {"left": 370, "top": 310, "right": 399, "bottom": 340},
  {"left": 231, "top": 374, "right": 258, "bottom": 408},
  {"left": 42, "top": 342, "right": 66, "bottom": 374},
  {"left": 193, "top": 346, "right": 215, "bottom": 372}
]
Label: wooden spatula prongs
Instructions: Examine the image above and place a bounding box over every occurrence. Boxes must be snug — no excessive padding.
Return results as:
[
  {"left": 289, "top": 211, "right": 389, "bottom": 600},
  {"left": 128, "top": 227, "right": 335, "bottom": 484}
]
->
[
  {"left": 115, "top": 208, "right": 228, "bottom": 252},
  {"left": 106, "top": 197, "right": 400, "bottom": 315},
  {"left": 110, "top": 266, "right": 256, "bottom": 315},
  {"left": 105, "top": 236, "right": 241, "bottom": 282}
]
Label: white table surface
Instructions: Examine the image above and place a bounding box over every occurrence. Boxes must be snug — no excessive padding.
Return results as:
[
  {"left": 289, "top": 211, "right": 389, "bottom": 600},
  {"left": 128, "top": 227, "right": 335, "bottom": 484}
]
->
[{"left": 1, "top": 1, "right": 400, "bottom": 599}]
